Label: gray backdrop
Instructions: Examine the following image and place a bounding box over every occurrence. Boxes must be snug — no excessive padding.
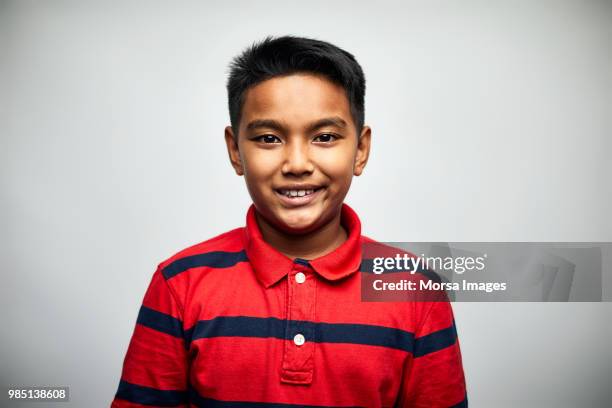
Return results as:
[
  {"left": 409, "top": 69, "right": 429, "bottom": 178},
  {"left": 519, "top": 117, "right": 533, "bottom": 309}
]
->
[{"left": 1, "top": 0, "right": 611, "bottom": 407}]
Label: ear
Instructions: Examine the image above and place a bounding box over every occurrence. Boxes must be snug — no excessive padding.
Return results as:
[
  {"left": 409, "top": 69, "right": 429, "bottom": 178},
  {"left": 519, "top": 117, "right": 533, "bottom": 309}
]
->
[
  {"left": 224, "top": 126, "right": 244, "bottom": 176},
  {"left": 353, "top": 125, "right": 371, "bottom": 176}
]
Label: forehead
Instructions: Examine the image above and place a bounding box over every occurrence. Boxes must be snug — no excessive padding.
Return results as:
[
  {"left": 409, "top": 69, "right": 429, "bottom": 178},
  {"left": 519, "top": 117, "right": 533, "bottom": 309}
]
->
[{"left": 240, "top": 73, "right": 353, "bottom": 130}]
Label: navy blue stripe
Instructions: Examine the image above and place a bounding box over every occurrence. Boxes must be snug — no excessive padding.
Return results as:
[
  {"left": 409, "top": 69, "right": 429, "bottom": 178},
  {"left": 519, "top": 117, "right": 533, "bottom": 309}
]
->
[
  {"left": 186, "top": 316, "right": 456, "bottom": 357},
  {"left": 189, "top": 386, "right": 362, "bottom": 408},
  {"left": 115, "top": 380, "right": 187, "bottom": 407},
  {"left": 185, "top": 316, "right": 415, "bottom": 353},
  {"left": 294, "top": 257, "right": 311, "bottom": 266},
  {"left": 413, "top": 319, "right": 458, "bottom": 357},
  {"left": 162, "top": 250, "right": 248, "bottom": 279},
  {"left": 137, "top": 305, "right": 184, "bottom": 339},
  {"left": 314, "top": 321, "right": 415, "bottom": 352},
  {"left": 184, "top": 316, "right": 286, "bottom": 344}
]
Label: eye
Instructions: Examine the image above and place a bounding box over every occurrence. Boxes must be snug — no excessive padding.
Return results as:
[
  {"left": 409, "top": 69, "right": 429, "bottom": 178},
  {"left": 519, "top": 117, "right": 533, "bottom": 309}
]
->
[
  {"left": 313, "top": 133, "right": 338, "bottom": 143},
  {"left": 254, "top": 134, "right": 281, "bottom": 144}
]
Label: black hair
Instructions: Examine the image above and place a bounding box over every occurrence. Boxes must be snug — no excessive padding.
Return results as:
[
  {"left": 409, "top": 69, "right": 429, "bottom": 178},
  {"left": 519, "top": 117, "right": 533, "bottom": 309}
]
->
[{"left": 226, "top": 35, "right": 366, "bottom": 138}]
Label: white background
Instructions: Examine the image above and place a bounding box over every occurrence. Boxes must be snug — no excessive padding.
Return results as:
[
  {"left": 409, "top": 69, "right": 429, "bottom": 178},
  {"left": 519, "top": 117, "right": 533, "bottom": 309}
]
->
[{"left": 2, "top": 1, "right": 611, "bottom": 406}]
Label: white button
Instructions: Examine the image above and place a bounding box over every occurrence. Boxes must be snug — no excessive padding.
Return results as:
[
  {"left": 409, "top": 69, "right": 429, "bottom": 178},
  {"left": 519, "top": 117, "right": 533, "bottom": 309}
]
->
[
  {"left": 295, "top": 272, "right": 306, "bottom": 284},
  {"left": 293, "top": 333, "right": 305, "bottom": 346}
]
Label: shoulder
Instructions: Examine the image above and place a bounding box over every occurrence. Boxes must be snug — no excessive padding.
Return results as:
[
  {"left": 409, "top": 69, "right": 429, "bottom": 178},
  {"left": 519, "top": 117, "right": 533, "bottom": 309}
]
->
[
  {"left": 359, "top": 235, "right": 420, "bottom": 259},
  {"left": 360, "top": 234, "right": 377, "bottom": 244},
  {"left": 156, "top": 227, "right": 246, "bottom": 276}
]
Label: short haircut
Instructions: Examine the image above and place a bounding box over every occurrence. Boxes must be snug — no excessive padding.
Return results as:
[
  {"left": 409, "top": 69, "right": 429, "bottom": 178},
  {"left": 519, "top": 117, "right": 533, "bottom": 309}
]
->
[{"left": 226, "top": 35, "right": 366, "bottom": 138}]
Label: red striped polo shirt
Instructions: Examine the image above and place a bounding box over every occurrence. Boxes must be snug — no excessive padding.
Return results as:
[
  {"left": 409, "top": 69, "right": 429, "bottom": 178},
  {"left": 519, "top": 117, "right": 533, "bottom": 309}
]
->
[{"left": 111, "top": 203, "right": 467, "bottom": 407}]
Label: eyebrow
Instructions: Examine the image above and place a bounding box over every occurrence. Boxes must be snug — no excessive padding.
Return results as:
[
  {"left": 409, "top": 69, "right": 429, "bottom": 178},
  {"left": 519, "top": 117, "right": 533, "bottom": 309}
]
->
[{"left": 245, "top": 116, "right": 347, "bottom": 133}]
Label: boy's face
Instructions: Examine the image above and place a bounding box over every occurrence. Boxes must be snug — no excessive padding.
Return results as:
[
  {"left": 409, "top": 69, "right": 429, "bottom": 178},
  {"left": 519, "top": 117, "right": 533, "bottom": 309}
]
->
[{"left": 225, "top": 73, "right": 371, "bottom": 234}]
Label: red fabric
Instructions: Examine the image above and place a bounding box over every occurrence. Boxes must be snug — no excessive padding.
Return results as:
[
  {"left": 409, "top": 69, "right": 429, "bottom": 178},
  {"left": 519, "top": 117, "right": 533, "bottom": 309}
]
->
[{"left": 111, "top": 203, "right": 467, "bottom": 407}]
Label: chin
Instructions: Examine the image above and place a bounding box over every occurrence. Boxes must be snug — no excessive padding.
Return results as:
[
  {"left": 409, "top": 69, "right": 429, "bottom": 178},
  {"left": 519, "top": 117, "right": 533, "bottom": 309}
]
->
[{"left": 276, "top": 210, "right": 322, "bottom": 233}]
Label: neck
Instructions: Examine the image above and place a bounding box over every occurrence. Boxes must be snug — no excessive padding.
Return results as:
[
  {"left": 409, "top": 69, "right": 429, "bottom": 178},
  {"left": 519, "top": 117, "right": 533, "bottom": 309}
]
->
[{"left": 255, "top": 209, "right": 348, "bottom": 260}]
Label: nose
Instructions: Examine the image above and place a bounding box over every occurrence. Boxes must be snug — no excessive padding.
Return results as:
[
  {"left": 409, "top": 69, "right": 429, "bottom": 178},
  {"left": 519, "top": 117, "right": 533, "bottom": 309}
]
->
[{"left": 281, "top": 139, "right": 314, "bottom": 176}]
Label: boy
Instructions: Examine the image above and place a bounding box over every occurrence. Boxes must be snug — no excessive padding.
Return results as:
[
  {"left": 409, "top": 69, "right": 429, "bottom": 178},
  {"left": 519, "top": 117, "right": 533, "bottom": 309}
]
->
[{"left": 111, "top": 36, "right": 467, "bottom": 407}]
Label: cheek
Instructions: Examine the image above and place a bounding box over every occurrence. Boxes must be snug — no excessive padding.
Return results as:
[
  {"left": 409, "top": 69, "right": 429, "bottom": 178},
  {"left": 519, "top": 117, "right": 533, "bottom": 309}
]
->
[
  {"left": 318, "top": 149, "right": 356, "bottom": 186},
  {"left": 329, "top": 162, "right": 354, "bottom": 181},
  {"left": 243, "top": 151, "right": 279, "bottom": 183}
]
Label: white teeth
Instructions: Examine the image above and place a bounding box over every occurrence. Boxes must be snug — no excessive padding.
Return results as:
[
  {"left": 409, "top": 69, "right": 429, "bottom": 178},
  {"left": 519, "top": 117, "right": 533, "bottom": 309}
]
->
[{"left": 280, "top": 188, "right": 317, "bottom": 198}]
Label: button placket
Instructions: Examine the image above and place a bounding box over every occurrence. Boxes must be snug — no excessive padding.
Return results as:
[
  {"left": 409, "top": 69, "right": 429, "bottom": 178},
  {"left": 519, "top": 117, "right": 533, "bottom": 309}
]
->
[{"left": 280, "top": 261, "right": 316, "bottom": 385}]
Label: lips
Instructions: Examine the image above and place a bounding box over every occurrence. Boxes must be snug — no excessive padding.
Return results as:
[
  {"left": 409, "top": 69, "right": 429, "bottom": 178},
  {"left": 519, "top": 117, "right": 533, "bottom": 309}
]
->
[
  {"left": 277, "top": 187, "right": 322, "bottom": 198},
  {"left": 274, "top": 186, "right": 324, "bottom": 207}
]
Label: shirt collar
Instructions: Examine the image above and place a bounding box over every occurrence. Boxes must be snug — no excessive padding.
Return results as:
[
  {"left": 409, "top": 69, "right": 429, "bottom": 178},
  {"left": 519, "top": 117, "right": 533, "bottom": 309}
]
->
[{"left": 243, "top": 203, "right": 363, "bottom": 288}]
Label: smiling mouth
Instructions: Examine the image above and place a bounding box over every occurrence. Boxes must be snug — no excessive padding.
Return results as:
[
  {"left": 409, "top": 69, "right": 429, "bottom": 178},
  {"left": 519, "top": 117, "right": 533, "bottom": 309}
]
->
[{"left": 275, "top": 187, "right": 324, "bottom": 198}]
